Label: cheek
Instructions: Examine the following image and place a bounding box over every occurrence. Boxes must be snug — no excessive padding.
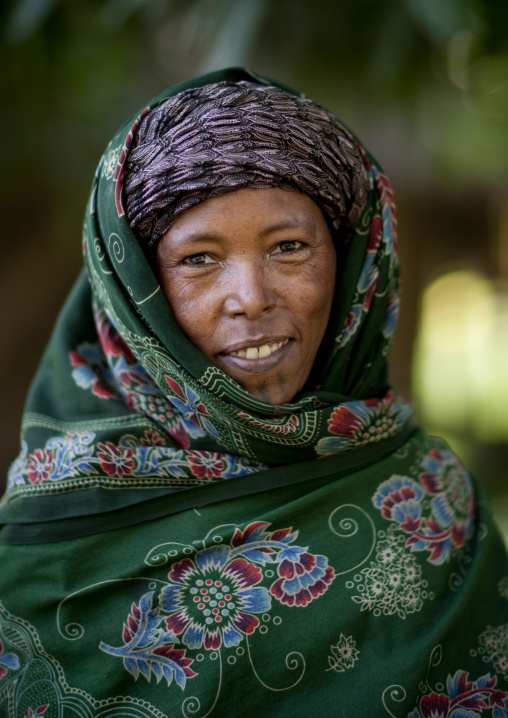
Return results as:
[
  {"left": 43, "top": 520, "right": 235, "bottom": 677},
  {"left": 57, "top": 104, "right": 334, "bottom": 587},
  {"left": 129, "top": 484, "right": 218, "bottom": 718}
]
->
[
  {"left": 160, "top": 276, "right": 217, "bottom": 350},
  {"left": 291, "top": 258, "right": 336, "bottom": 336}
]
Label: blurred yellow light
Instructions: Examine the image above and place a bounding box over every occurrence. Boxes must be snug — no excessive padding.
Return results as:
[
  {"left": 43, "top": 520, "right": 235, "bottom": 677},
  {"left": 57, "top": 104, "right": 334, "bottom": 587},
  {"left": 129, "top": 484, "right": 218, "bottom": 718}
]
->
[{"left": 414, "top": 270, "right": 508, "bottom": 439}]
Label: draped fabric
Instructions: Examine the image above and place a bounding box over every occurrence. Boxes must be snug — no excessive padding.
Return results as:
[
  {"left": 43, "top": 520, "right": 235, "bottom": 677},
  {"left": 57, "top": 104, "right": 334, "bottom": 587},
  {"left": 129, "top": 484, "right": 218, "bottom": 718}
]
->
[
  {"left": 1, "top": 68, "right": 507, "bottom": 718},
  {"left": 123, "top": 81, "right": 370, "bottom": 256}
]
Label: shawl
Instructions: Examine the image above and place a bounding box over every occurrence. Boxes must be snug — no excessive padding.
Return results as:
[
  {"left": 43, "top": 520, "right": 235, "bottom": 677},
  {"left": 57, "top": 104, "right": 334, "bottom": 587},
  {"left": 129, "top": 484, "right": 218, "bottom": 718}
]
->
[{"left": 1, "top": 68, "right": 507, "bottom": 718}]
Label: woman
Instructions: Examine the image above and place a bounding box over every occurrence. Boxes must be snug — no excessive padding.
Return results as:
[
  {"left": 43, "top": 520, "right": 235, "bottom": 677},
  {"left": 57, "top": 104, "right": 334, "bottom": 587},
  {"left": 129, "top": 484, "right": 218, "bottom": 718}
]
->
[{"left": 0, "top": 68, "right": 507, "bottom": 718}]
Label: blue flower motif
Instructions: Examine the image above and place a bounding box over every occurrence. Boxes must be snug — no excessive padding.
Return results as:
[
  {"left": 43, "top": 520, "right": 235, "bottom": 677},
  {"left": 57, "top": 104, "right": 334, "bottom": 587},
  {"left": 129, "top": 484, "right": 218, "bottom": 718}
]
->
[
  {"left": 372, "top": 475, "right": 425, "bottom": 529},
  {"left": 382, "top": 292, "right": 399, "bottom": 339},
  {"left": 0, "top": 637, "right": 20, "bottom": 679},
  {"left": 165, "top": 379, "right": 218, "bottom": 440},
  {"left": 337, "top": 304, "right": 363, "bottom": 348},
  {"left": 100, "top": 592, "right": 195, "bottom": 689},
  {"left": 357, "top": 254, "right": 377, "bottom": 293},
  {"left": 271, "top": 547, "right": 334, "bottom": 607},
  {"left": 160, "top": 546, "right": 271, "bottom": 651},
  {"left": 316, "top": 391, "right": 411, "bottom": 457},
  {"left": 381, "top": 204, "right": 395, "bottom": 258}
]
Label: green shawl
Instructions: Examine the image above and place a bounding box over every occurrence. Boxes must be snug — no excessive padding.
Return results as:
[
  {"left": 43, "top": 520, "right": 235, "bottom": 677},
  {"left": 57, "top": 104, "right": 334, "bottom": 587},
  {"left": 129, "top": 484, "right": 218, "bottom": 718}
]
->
[{"left": 1, "top": 68, "right": 507, "bottom": 718}]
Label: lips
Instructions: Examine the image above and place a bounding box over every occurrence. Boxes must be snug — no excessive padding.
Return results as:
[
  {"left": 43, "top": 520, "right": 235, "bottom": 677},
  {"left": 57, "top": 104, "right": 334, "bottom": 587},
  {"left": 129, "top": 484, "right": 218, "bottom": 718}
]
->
[
  {"left": 217, "top": 337, "right": 293, "bottom": 374},
  {"left": 229, "top": 338, "right": 289, "bottom": 359}
]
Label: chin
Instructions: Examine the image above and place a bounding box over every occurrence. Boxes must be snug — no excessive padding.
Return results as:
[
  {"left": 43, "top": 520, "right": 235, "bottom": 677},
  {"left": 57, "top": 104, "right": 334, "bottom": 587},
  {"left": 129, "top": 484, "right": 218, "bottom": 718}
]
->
[{"left": 241, "top": 377, "right": 302, "bottom": 406}]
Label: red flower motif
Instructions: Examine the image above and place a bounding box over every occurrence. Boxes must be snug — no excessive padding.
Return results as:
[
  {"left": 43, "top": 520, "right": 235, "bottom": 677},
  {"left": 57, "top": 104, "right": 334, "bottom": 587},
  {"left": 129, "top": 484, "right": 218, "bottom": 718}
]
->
[
  {"left": 363, "top": 279, "right": 377, "bottom": 311},
  {"left": 375, "top": 171, "right": 398, "bottom": 245},
  {"left": 69, "top": 350, "right": 114, "bottom": 399},
  {"left": 140, "top": 428, "right": 166, "bottom": 447},
  {"left": 26, "top": 707, "right": 49, "bottom": 718},
  {"left": 167, "top": 422, "right": 191, "bottom": 449},
  {"left": 97, "top": 442, "right": 135, "bottom": 477},
  {"left": 92, "top": 382, "right": 114, "bottom": 399},
  {"left": 418, "top": 448, "right": 475, "bottom": 553},
  {"left": 27, "top": 449, "right": 54, "bottom": 484},
  {"left": 270, "top": 548, "right": 334, "bottom": 607},
  {"left": 152, "top": 645, "right": 195, "bottom": 676},
  {"left": 327, "top": 393, "right": 397, "bottom": 441},
  {"left": 160, "top": 550, "right": 270, "bottom": 650},
  {"left": 188, "top": 451, "right": 225, "bottom": 480},
  {"left": 267, "top": 415, "right": 299, "bottom": 434},
  {"left": 410, "top": 670, "right": 508, "bottom": 718},
  {"left": 368, "top": 214, "right": 383, "bottom": 252},
  {"left": 69, "top": 351, "right": 86, "bottom": 367},
  {"left": 491, "top": 689, "right": 508, "bottom": 707},
  {"left": 327, "top": 405, "right": 364, "bottom": 437},
  {"left": 420, "top": 692, "right": 449, "bottom": 718},
  {"left": 317, "top": 391, "right": 411, "bottom": 457},
  {"left": 96, "top": 309, "right": 135, "bottom": 361}
]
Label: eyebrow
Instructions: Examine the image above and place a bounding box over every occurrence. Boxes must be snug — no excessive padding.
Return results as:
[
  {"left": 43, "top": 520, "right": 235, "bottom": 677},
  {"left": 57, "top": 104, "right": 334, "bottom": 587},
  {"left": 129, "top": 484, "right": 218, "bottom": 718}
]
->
[
  {"left": 175, "top": 232, "right": 223, "bottom": 243},
  {"left": 174, "top": 220, "right": 316, "bottom": 244},
  {"left": 259, "top": 220, "right": 316, "bottom": 237}
]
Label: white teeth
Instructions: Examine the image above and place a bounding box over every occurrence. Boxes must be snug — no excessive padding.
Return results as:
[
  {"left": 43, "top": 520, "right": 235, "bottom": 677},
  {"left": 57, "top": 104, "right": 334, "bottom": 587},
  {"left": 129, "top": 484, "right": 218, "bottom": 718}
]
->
[{"left": 230, "top": 338, "right": 289, "bottom": 359}]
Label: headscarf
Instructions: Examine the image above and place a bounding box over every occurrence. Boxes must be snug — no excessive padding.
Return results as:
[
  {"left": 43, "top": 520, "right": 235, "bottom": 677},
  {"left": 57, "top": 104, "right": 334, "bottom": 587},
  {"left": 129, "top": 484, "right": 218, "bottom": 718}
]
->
[
  {"left": 123, "top": 81, "right": 369, "bottom": 256},
  {"left": 0, "top": 67, "right": 412, "bottom": 532}
]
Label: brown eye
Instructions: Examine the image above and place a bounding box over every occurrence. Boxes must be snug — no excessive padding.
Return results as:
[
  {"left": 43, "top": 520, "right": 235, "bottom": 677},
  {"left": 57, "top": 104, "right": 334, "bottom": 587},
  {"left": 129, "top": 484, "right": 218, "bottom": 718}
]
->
[
  {"left": 275, "top": 240, "right": 304, "bottom": 253},
  {"left": 183, "top": 253, "right": 214, "bottom": 265}
]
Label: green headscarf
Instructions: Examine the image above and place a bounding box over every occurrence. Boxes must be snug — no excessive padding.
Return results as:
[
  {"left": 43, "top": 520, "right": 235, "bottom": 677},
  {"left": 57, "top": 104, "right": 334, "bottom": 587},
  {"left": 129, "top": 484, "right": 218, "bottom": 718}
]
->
[{"left": 1, "top": 67, "right": 412, "bottom": 534}]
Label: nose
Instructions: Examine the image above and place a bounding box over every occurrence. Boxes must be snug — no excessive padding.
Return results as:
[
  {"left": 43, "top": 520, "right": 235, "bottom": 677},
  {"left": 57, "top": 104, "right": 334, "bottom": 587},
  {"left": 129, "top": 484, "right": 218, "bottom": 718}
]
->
[{"left": 223, "top": 260, "right": 276, "bottom": 319}]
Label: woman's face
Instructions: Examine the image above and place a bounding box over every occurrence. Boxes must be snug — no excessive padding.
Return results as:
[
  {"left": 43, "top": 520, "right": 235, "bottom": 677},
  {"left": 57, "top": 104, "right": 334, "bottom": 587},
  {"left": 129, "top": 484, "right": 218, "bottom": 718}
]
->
[{"left": 156, "top": 187, "right": 336, "bottom": 405}]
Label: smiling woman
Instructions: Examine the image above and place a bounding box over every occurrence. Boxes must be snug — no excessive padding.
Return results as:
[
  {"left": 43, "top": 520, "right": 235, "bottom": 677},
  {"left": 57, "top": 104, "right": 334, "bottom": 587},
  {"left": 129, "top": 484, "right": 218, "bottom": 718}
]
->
[
  {"left": 156, "top": 187, "right": 336, "bottom": 405},
  {"left": 0, "top": 68, "right": 508, "bottom": 718}
]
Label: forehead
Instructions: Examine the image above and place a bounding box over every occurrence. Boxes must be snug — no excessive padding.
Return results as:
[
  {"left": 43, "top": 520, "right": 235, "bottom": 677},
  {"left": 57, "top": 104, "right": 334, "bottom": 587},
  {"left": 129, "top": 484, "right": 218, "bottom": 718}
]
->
[{"left": 161, "top": 187, "right": 328, "bottom": 241}]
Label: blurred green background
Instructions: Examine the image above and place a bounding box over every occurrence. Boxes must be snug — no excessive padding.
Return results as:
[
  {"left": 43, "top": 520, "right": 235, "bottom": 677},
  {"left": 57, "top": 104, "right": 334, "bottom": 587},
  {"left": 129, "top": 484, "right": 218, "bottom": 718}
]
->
[{"left": 1, "top": 0, "right": 508, "bottom": 537}]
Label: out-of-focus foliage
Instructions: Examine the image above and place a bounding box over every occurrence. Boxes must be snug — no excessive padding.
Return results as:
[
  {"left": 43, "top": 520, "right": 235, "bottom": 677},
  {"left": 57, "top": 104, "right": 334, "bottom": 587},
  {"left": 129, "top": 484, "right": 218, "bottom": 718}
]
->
[{"left": 2, "top": 0, "right": 508, "bottom": 221}]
